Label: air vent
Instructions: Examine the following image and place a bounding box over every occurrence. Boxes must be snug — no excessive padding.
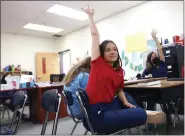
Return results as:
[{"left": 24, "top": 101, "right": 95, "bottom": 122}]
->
[{"left": 53, "top": 34, "right": 62, "bottom": 38}]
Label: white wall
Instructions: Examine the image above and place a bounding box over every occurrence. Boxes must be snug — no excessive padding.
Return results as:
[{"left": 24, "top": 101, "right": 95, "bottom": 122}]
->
[
  {"left": 56, "top": 1, "right": 183, "bottom": 77},
  {"left": 1, "top": 33, "right": 57, "bottom": 77}
]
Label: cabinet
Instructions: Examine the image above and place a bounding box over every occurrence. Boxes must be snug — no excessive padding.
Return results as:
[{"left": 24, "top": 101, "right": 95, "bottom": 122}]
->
[{"left": 162, "top": 45, "right": 184, "bottom": 78}]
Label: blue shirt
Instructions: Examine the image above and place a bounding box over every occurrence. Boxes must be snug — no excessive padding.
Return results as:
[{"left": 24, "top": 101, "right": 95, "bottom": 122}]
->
[
  {"left": 64, "top": 72, "right": 89, "bottom": 118},
  {"left": 143, "top": 61, "right": 167, "bottom": 78}
]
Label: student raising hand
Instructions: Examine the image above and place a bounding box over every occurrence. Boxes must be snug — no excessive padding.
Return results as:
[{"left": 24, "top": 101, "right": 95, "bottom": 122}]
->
[
  {"left": 150, "top": 29, "right": 158, "bottom": 39},
  {"left": 81, "top": 5, "right": 100, "bottom": 61},
  {"left": 81, "top": 5, "right": 94, "bottom": 16}
]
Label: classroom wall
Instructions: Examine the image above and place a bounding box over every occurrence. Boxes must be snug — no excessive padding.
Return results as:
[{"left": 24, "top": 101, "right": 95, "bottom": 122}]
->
[
  {"left": 1, "top": 33, "right": 57, "bottom": 77},
  {"left": 56, "top": 1, "right": 183, "bottom": 78}
]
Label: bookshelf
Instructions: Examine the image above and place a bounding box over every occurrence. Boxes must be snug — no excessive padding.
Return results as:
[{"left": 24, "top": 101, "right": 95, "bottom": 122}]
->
[{"left": 0, "top": 71, "right": 30, "bottom": 76}]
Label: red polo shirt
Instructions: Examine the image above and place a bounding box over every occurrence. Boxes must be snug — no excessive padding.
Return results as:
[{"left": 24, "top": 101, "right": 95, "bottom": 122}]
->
[{"left": 86, "top": 56, "right": 124, "bottom": 104}]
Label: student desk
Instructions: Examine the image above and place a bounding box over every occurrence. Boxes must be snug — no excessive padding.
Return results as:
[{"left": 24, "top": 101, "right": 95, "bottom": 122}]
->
[
  {"left": 0, "top": 83, "right": 68, "bottom": 124},
  {"left": 124, "top": 79, "right": 184, "bottom": 134},
  {"left": 124, "top": 77, "right": 167, "bottom": 85}
]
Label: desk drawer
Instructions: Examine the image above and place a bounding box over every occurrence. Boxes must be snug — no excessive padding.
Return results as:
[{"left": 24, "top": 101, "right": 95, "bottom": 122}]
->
[
  {"left": 163, "top": 46, "right": 177, "bottom": 56},
  {"left": 166, "top": 64, "right": 178, "bottom": 70},
  {"left": 165, "top": 55, "right": 177, "bottom": 63},
  {"left": 167, "top": 70, "right": 179, "bottom": 78}
]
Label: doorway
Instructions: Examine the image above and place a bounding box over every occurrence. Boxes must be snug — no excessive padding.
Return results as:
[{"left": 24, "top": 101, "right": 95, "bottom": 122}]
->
[{"left": 59, "top": 49, "right": 71, "bottom": 74}]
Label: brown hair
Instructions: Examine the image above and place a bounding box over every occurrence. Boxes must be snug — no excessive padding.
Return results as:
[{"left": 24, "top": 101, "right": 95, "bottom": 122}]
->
[
  {"left": 99, "top": 40, "right": 122, "bottom": 70},
  {"left": 63, "top": 57, "right": 91, "bottom": 86}
]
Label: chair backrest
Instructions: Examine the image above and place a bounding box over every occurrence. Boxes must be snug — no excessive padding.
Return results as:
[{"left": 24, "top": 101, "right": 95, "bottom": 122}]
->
[
  {"left": 41, "top": 89, "right": 59, "bottom": 112},
  {"left": 75, "top": 90, "right": 95, "bottom": 134},
  {"left": 62, "top": 90, "right": 73, "bottom": 106},
  {"left": 9, "top": 91, "right": 27, "bottom": 135},
  {"left": 77, "top": 88, "right": 89, "bottom": 108},
  {"left": 50, "top": 74, "right": 65, "bottom": 82},
  {"left": 12, "top": 91, "right": 27, "bottom": 109},
  {"left": 62, "top": 90, "right": 82, "bottom": 122},
  {"left": 41, "top": 89, "right": 62, "bottom": 135}
]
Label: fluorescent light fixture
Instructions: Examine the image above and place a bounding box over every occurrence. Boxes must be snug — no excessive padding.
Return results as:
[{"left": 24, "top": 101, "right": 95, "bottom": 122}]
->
[
  {"left": 46, "top": 4, "right": 87, "bottom": 20},
  {"left": 23, "top": 23, "right": 63, "bottom": 33}
]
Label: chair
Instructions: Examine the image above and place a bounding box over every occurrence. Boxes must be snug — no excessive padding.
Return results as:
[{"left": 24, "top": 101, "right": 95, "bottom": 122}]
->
[
  {"left": 75, "top": 89, "right": 143, "bottom": 135},
  {"left": 50, "top": 74, "right": 65, "bottom": 82},
  {"left": 62, "top": 90, "right": 88, "bottom": 135},
  {"left": 0, "top": 104, "right": 11, "bottom": 122},
  {"left": 41, "top": 89, "right": 62, "bottom": 135},
  {"left": 0, "top": 91, "right": 28, "bottom": 135},
  {"left": 170, "top": 100, "right": 181, "bottom": 127}
]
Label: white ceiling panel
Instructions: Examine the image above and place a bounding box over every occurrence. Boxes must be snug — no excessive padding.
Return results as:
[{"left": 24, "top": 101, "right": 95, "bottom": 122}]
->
[{"left": 1, "top": 1, "right": 147, "bottom": 38}]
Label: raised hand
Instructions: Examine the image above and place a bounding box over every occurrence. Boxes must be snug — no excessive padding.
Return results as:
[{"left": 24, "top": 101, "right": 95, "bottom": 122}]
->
[
  {"left": 81, "top": 5, "right": 94, "bottom": 16},
  {"left": 151, "top": 29, "right": 158, "bottom": 39}
]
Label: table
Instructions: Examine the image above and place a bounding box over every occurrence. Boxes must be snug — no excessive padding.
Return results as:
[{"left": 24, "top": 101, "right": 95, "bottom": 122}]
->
[
  {"left": 124, "top": 79, "right": 184, "bottom": 134},
  {"left": 0, "top": 83, "right": 68, "bottom": 124},
  {"left": 124, "top": 77, "right": 167, "bottom": 85}
]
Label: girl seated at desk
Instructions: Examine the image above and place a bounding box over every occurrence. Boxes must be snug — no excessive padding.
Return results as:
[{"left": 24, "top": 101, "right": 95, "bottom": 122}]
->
[
  {"left": 80, "top": 5, "right": 147, "bottom": 134},
  {"left": 63, "top": 57, "right": 138, "bottom": 119},
  {"left": 143, "top": 29, "right": 167, "bottom": 78},
  {"left": 140, "top": 29, "right": 168, "bottom": 130}
]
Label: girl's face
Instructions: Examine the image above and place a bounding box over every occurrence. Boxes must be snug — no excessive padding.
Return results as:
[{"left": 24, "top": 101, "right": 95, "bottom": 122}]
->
[
  {"left": 151, "top": 52, "right": 157, "bottom": 63},
  {"left": 103, "top": 42, "right": 118, "bottom": 64}
]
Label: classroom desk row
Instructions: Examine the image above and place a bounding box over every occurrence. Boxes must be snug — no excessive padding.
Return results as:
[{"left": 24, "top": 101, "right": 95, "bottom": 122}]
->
[
  {"left": 1, "top": 78, "right": 184, "bottom": 134},
  {"left": 1, "top": 83, "right": 68, "bottom": 124},
  {"left": 124, "top": 78, "right": 184, "bottom": 134}
]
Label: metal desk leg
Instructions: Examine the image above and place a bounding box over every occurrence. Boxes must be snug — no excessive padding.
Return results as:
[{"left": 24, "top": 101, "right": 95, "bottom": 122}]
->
[{"left": 162, "top": 102, "right": 172, "bottom": 134}]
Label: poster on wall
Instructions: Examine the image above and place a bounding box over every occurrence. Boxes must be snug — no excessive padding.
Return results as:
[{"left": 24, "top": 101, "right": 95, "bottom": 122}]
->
[
  {"left": 122, "top": 39, "right": 157, "bottom": 79},
  {"left": 125, "top": 32, "right": 147, "bottom": 53}
]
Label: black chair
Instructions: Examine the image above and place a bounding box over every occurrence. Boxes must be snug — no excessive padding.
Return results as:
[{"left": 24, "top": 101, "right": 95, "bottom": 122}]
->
[
  {"left": 50, "top": 74, "right": 65, "bottom": 82},
  {"left": 62, "top": 90, "right": 88, "bottom": 135},
  {"left": 41, "top": 89, "right": 62, "bottom": 135},
  {"left": 0, "top": 91, "right": 28, "bottom": 135},
  {"left": 75, "top": 89, "right": 142, "bottom": 135}
]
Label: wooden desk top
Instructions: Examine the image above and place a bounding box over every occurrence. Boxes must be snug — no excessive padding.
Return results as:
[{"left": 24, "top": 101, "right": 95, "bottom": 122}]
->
[
  {"left": 125, "top": 79, "right": 184, "bottom": 89},
  {"left": 0, "top": 83, "right": 64, "bottom": 92},
  {"left": 125, "top": 77, "right": 167, "bottom": 85}
]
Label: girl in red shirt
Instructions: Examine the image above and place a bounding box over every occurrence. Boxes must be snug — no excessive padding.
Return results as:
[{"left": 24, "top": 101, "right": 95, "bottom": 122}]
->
[{"left": 81, "top": 5, "right": 147, "bottom": 134}]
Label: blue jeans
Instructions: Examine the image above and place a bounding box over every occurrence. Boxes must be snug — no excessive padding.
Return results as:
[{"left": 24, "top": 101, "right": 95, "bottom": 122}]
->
[{"left": 83, "top": 93, "right": 147, "bottom": 134}]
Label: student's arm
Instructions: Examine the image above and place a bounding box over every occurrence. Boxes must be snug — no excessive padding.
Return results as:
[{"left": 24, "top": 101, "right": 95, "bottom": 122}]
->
[
  {"left": 151, "top": 29, "right": 165, "bottom": 61},
  {"left": 82, "top": 5, "right": 100, "bottom": 61},
  {"left": 142, "top": 68, "right": 150, "bottom": 76},
  {"left": 117, "top": 69, "right": 135, "bottom": 108},
  {"left": 142, "top": 62, "right": 152, "bottom": 76},
  {"left": 117, "top": 89, "right": 136, "bottom": 108}
]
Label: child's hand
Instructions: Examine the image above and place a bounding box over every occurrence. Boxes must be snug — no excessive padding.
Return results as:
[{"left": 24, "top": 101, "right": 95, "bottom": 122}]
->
[{"left": 124, "top": 102, "right": 136, "bottom": 108}]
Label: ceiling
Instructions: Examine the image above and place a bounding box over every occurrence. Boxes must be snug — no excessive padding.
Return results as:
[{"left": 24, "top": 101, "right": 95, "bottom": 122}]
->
[{"left": 1, "top": 1, "right": 146, "bottom": 38}]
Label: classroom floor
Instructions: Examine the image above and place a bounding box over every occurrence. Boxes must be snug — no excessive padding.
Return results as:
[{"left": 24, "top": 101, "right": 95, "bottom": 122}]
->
[{"left": 1, "top": 106, "right": 184, "bottom": 135}]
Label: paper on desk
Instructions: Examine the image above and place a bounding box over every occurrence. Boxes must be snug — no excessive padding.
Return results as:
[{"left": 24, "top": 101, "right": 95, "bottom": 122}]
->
[
  {"left": 0, "top": 84, "right": 13, "bottom": 90},
  {"left": 36, "top": 82, "right": 51, "bottom": 87}
]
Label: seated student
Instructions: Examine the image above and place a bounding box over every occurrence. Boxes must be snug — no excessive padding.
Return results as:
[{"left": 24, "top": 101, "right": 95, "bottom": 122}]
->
[
  {"left": 141, "top": 29, "right": 167, "bottom": 111},
  {"left": 63, "top": 57, "right": 138, "bottom": 120},
  {"left": 143, "top": 29, "right": 167, "bottom": 78},
  {"left": 141, "top": 29, "right": 167, "bottom": 130},
  {"left": 63, "top": 57, "right": 91, "bottom": 118},
  {"left": 81, "top": 6, "right": 147, "bottom": 134}
]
